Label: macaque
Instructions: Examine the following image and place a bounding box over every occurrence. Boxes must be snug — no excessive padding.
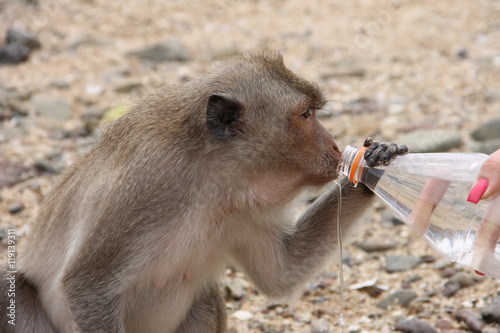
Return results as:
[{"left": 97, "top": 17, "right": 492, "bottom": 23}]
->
[{"left": 1, "top": 50, "right": 405, "bottom": 333}]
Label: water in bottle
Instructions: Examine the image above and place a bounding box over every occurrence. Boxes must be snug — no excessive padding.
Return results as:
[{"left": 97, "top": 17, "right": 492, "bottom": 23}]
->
[{"left": 337, "top": 145, "right": 500, "bottom": 278}]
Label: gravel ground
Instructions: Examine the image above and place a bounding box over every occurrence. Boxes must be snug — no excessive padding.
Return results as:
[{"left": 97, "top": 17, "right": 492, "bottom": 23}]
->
[{"left": 1, "top": 1, "right": 500, "bottom": 332}]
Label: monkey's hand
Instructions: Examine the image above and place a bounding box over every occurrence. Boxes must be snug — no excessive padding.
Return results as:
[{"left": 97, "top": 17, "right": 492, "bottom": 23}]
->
[{"left": 363, "top": 137, "right": 408, "bottom": 167}]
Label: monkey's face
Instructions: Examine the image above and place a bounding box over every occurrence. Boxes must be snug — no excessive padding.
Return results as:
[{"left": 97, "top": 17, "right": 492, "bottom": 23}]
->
[
  {"left": 205, "top": 51, "right": 341, "bottom": 190},
  {"left": 282, "top": 104, "right": 342, "bottom": 186}
]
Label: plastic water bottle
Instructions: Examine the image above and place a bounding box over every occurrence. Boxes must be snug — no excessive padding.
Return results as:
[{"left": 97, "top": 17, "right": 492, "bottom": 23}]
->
[{"left": 338, "top": 145, "right": 500, "bottom": 278}]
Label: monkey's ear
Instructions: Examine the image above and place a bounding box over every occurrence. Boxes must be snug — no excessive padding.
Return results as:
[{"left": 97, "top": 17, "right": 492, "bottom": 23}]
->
[{"left": 206, "top": 94, "right": 244, "bottom": 141}]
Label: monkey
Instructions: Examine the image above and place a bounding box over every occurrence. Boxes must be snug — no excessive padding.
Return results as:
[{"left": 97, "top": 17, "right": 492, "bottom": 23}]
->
[{"left": 0, "top": 50, "right": 406, "bottom": 333}]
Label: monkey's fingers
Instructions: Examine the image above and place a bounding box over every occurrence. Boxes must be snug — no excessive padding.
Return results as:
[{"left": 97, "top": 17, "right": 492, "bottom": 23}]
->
[{"left": 363, "top": 138, "right": 409, "bottom": 167}]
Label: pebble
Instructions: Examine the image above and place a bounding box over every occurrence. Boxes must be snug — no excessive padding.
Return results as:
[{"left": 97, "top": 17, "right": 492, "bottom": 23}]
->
[
  {"left": 385, "top": 255, "right": 422, "bottom": 273},
  {"left": 50, "top": 79, "right": 71, "bottom": 90},
  {"left": 310, "top": 318, "right": 331, "bottom": 333},
  {"left": 396, "top": 129, "right": 462, "bottom": 153},
  {"left": 208, "top": 45, "right": 240, "bottom": 60},
  {"left": 30, "top": 96, "right": 72, "bottom": 129},
  {"left": 482, "top": 302, "right": 500, "bottom": 324},
  {"left": 394, "top": 319, "right": 437, "bottom": 333},
  {"left": 435, "top": 319, "right": 453, "bottom": 330},
  {"left": 0, "top": 27, "right": 41, "bottom": 64},
  {"left": 8, "top": 204, "right": 24, "bottom": 215},
  {"left": 81, "top": 107, "right": 106, "bottom": 134},
  {"left": 376, "top": 289, "right": 418, "bottom": 310},
  {"left": 433, "top": 258, "right": 453, "bottom": 270},
  {"left": 442, "top": 272, "right": 477, "bottom": 297},
  {"left": 470, "top": 118, "right": 500, "bottom": 141},
  {"left": 222, "top": 277, "right": 246, "bottom": 300},
  {"left": 467, "top": 139, "right": 500, "bottom": 154},
  {"left": 454, "top": 309, "right": 484, "bottom": 333},
  {"left": 354, "top": 239, "right": 397, "bottom": 252},
  {"left": 342, "top": 97, "right": 378, "bottom": 115},
  {"left": 127, "top": 38, "right": 190, "bottom": 62},
  {"left": 232, "top": 310, "right": 253, "bottom": 321},
  {"left": 113, "top": 78, "right": 143, "bottom": 93},
  {"left": 0, "top": 161, "right": 33, "bottom": 189}
]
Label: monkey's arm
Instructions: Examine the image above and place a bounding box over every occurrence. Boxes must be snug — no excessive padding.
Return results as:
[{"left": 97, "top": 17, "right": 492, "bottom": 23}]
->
[{"left": 233, "top": 176, "right": 373, "bottom": 298}]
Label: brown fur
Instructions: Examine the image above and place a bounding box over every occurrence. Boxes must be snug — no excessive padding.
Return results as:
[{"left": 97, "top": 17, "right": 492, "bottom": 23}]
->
[{"left": 2, "top": 50, "right": 374, "bottom": 333}]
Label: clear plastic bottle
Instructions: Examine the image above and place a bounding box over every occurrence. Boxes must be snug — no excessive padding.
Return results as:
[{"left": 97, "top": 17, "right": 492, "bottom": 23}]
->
[{"left": 338, "top": 145, "right": 500, "bottom": 278}]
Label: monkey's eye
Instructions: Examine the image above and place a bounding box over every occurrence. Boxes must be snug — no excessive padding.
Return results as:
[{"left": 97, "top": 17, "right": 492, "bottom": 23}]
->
[{"left": 300, "top": 108, "right": 316, "bottom": 119}]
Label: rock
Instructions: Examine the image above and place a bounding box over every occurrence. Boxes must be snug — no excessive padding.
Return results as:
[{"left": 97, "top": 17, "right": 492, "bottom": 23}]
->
[
  {"left": 482, "top": 327, "right": 500, "bottom": 333},
  {"left": 471, "top": 118, "right": 500, "bottom": 141},
  {"left": 0, "top": 28, "right": 41, "bottom": 64},
  {"left": 8, "top": 204, "right": 24, "bottom": 214},
  {"left": 311, "top": 318, "right": 331, "bottom": 333},
  {"left": 376, "top": 289, "right": 418, "bottom": 309},
  {"left": 396, "top": 129, "right": 462, "bottom": 153},
  {"left": 394, "top": 319, "right": 437, "bottom": 333},
  {"left": 482, "top": 302, "right": 500, "bottom": 324},
  {"left": 208, "top": 45, "right": 240, "bottom": 60},
  {"left": 448, "top": 272, "right": 477, "bottom": 287},
  {"left": 232, "top": 310, "right": 252, "bottom": 321},
  {"left": 0, "top": 161, "right": 33, "bottom": 188},
  {"left": 50, "top": 79, "right": 71, "bottom": 89},
  {"left": 321, "top": 67, "right": 366, "bottom": 79},
  {"left": 30, "top": 96, "right": 72, "bottom": 129},
  {"left": 381, "top": 210, "right": 405, "bottom": 226},
  {"left": 468, "top": 139, "right": 500, "bottom": 154},
  {"left": 442, "top": 282, "right": 461, "bottom": 298},
  {"left": 342, "top": 97, "right": 378, "bottom": 115},
  {"left": 433, "top": 258, "right": 453, "bottom": 270},
  {"left": 349, "top": 278, "right": 389, "bottom": 298},
  {"left": 81, "top": 107, "right": 106, "bottom": 134},
  {"left": 127, "top": 38, "right": 190, "bottom": 62},
  {"left": 222, "top": 277, "right": 245, "bottom": 300},
  {"left": 456, "top": 47, "right": 468, "bottom": 59},
  {"left": 385, "top": 255, "right": 422, "bottom": 273},
  {"left": 33, "top": 158, "right": 62, "bottom": 174},
  {"left": 354, "top": 239, "right": 397, "bottom": 252},
  {"left": 442, "top": 272, "right": 477, "bottom": 297},
  {"left": 113, "top": 78, "right": 143, "bottom": 93},
  {"left": 435, "top": 319, "right": 452, "bottom": 330},
  {"left": 441, "top": 267, "right": 457, "bottom": 278},
  {"left": 454, "top": 309, "right": 484, "bottom": 332}
]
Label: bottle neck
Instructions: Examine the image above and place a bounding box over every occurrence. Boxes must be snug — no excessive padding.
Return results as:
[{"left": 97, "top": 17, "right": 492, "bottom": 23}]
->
[{"left": 337, "top": 145, "right": 368, "bottom": 184}]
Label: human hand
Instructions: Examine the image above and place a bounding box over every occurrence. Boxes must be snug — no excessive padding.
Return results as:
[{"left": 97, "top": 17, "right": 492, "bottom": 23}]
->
[{"left": 467, "top": 149, "right": 500, "bottom": 203}]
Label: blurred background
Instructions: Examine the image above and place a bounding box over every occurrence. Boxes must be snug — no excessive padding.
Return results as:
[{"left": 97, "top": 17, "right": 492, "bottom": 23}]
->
[{"left": 1, "top": 1, "right": 500, "bottom": 332}]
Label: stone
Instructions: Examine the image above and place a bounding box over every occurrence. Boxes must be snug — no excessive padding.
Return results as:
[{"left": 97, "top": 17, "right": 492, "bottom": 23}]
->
[
  {"left": 311, "top": 318, "right": 331, "bottom": 333},
  {"left": 30, "top": 96, "right": 72, "bottom": 129},
  {"left": 482, "top": 302, "right": 500, "bottom": 324},
  {"left": 0, "top": 161, "right": 33, "bottom": 189},
  {"left": 81, "top": 107, "right": 106, "bottom": 134},
  {"left": 0, "top": 28, "right": 41, "bottom": 64},
  {"left": 385, "top": 255, "right": 422, "bottom": 273},
  {"left": 468, "top": 139, "right": 500, "bottom": 154},
  {"left": 8, "top": 204, "right": 24, "bottom": 214},
  {"left": 354, "top": 239, "right": 397, "bottom": 252},
  {"left": 342, "top": 97, "right": 378, "bottom": 115},
  {"left": 232, "top": 310, "right": 252, "bottom": 321},
  {"left": 454, "top": 309, "right": 484, "bottom": 333},
  {"left": 113, "top": 78, "right": 143, "bottom": 93},
  {"left": 396, "top": 129, "right": 462, "bottom": 153},
  {"left": 208, "top": 45, "right": 240, "bottom": 60},
  {"left": 127, "top": 38, "right": 190, "bottom": 62},
  {"left": 376, "top": 289, "right": 418, "bottom": 309},
  {"left": 222, "top": 277, "right": 245, "bottom": 300},
  {"left": 471, "top": 118, "right": 500, "bottom": 141},
  {"left": 394, "top": 319, "right": 437, "bottom": 333}
]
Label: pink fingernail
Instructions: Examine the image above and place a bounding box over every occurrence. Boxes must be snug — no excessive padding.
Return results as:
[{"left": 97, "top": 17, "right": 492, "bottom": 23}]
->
[{"left": 467, "top": 178, "right": 489, "bottom": 204}]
